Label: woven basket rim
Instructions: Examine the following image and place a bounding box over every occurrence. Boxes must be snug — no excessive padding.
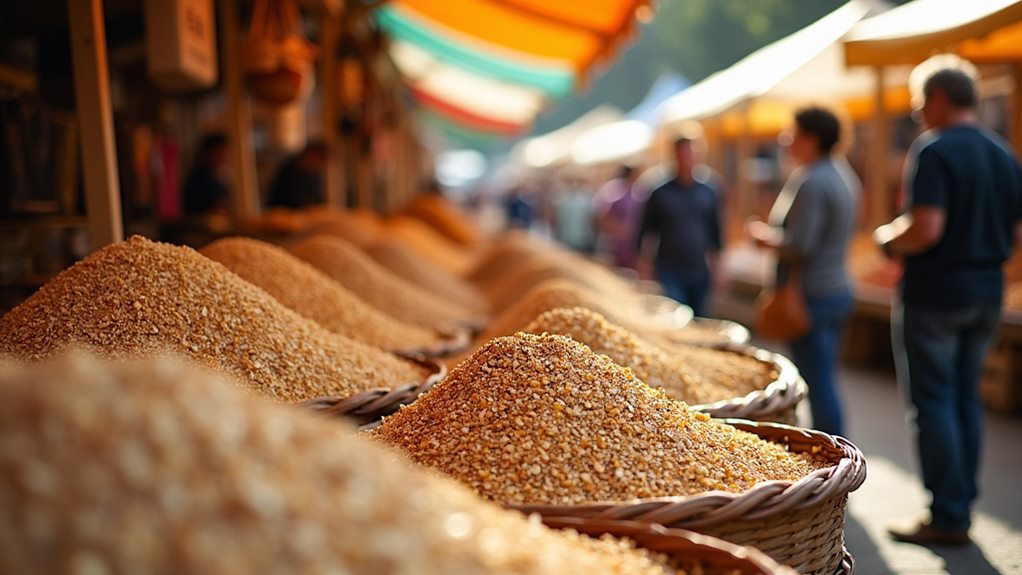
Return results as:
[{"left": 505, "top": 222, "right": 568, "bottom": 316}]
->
[
  {"left": 677, "top": 317, "right": 753, "bottom": 346},
  {"left": 510, "top": 419, "right": 866, "bottom": 530},
  {"left": 689, "top": 344, "right": 808, "bottom": 421},
  {"left": 542, "top": 517, "right": 798, "bottom": 575},
  {"left": 299, "top": 353, "right": 446, "bottom": 426},
  {"left": 395, "top": 325, "right": 473, "bottom": 359},
  {"left": 837, "top": 548, "right": 855, "bottom": 575}
]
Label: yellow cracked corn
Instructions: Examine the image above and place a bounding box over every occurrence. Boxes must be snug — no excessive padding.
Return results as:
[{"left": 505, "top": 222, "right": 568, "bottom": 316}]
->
[
  {"left": 0, "top": 352, "right": 679, "bottom": 575},
  {"left": 200, "top": 237, "right": 444, "bottom": 352},
  {"left": 524, "top": 307, "right": 771, "bottom": 405},
  {"left": 375, "top": 332, "right": 825, "bottom": 505},
  {"left": 291, "top": 234, "right": 477, "bottom": 330},
  {"left": 0, "top": 236, "right": 426, "bottom": 402}
]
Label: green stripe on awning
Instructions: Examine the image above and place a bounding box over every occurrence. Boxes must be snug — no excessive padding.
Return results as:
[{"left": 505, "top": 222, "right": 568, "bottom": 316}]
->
[
  {"left": 417, "top": 110, "right": 512, "bottom": 147},
  {"left": 376, "top": 6, "right": 575, "bottom": 98}
]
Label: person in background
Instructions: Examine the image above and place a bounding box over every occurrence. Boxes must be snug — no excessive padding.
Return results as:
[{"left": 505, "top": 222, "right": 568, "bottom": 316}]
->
[
  {"left": 747, "top": 106, "right": 860, "bottom": 438},
  {"left": 874, "top": 59, "right": 1022, "bottom": 546},
  {"left": 267, "top": 140, "right": 327, "bottom": 209},
  {"left": 594, "top": 164, "right": 642, "bottom": 269},
  {"left": 636, "top": 129, "right": 724, "bottom": 317},
  {"left": 503, "top": 184, "right": 534, "bottom": 230},
  {"left": 554, "top": 174, "right": 597, "bottom": 252},
  {"left": 182, "top": 132, "right": 230, "bottom": 217}
]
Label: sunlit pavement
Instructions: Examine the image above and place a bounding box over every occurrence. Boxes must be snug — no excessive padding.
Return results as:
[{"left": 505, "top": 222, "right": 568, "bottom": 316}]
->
[
  {"left": 713, "top": 293, "right": 1022, "bottom": 574},
  {"left": 837, "top": 365, "right": 1022, "bottom": 575}
]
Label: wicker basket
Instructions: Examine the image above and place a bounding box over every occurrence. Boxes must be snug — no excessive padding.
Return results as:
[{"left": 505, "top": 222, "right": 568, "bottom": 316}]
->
[
  {"left": 300, "top": 354, "right": 446, "bottom": 427},
  {"left": 668, "top": 317, "right": 752, "bottom": 346},
  {"left": 544, "top": 517, "right": 798, "bottom": 575},
  {"left": 398, "top": 325, "right": 472, "bottom": 359},
  {"left": 511, "top": 420, "right": 867, "bottom": 575},
  {"left": 689, "top": 344, "right": 807, "bottom": 425}
]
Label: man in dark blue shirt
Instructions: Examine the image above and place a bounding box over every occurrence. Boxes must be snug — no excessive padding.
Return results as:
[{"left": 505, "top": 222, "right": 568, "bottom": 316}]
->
[
  {"left": 636, "top": 133, "right": 724, "bottom": 317},
  {"left": 875, "top": 63, "right": 1022, "bottom": 546}
]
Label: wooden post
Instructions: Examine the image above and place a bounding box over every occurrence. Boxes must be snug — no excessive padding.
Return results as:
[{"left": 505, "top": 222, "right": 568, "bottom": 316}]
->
[
  {"left": 69, "top": 0, "right": 123, "bottom": 249},
  {"left": 219, "top": 0, "right": 260, "bottom": 219},
  {"left": 868, "top": 65, "right": 891, "bottom": 228},
  {"left": 1013, "top": 62, "right": 1022, "bottom": 159},
  {"left": 319, "top": 14, "right": 344, "bottom": 207},
  {"left": 735, "top": 105, "right": 755, "bottom": 223}
]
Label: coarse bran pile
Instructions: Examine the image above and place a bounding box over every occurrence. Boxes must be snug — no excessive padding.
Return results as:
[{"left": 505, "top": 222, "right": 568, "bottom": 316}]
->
[
  {"left": 524, "top": 307, "right": 771, "bottom": 405},
  {"left": 405, "top": 194, "right": 485, "bottom": 246},
  {"left": 367, "top": 237, "right": 489, "bottom": 314},
  {"left": 200, "top": 237, "right": 443, "bottom": 352},
  {"left": 0, "top": 352, "right": 679, "bottom": 575},
  {"left": 304, "top": 207, "right": 386, "bottom": 248},
  {"left": 472, "top": 280, "right": 676, "bottom": 354},
  {"left": 387, "top": 215, "right": 477, "bottom": 275},
  {"left": 290, "top": 235, "right": 477, "bottom": 329},
  {"left": 374, "top": 332, "right": 826, "bottom": 506},
  {"left": 0, "top": 236, "right": 427, "bottom": 402}
]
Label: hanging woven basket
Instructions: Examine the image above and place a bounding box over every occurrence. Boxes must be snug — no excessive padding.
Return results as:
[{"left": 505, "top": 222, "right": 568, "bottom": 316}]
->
[{"left": 243, "top": 0, "right": 318, "bottom": 106}]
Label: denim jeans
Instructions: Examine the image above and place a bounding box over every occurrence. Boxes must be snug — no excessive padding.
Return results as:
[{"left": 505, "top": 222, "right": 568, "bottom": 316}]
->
[
  {"left": 892, "top": 302, "right": 1001, "bottom": 531},
  {"left": 656, "top": 268, "right": 710, "bottom": 317},
  {"left": 788, "top": 289, "right": 853, "bottom": 437}
]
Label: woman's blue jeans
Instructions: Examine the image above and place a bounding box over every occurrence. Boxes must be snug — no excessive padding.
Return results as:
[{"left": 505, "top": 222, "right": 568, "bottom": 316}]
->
[
  {"left": 788, "top": 289, "right": 853, "bottom": 438},
  {"left": 892, "top": 302, "right": 1000, "bottom": 531}
]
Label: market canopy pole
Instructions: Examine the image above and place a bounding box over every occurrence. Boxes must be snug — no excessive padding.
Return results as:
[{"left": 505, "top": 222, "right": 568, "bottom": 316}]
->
[
  {"left": 219, "top": 0, "right": 260, "bottom": 220},
  {"left": 69, "top": 0, "right": 123, "bottom": 249},
  {"left": 868, "top": 65, "right": 891, "bottom": 229}
]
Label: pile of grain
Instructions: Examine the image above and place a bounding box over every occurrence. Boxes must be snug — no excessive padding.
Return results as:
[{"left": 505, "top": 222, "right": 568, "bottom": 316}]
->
[
  {"left": 367, "top": 237, "right": 489, "bottom": 314},
  {"left": 200, "top": 237, "right": 445, "bottom": 352},
  {"left": 290, "top": 235, "right": 478, "bottom": 329},
  {"left": 374, "top": 332, "right": 826, "bottom": 505},
  {"left": 0, "top": 236, "right": 426, "bottom": 402},
  {"left": 0, "top": 352, "right": 678, "bottom": 575},
  {"left": 387, "top": 215, "right": 477, "bottom": 275},
  {"left": 473, "top": 280, "right": 672, "bottom": 353},
  {"left": 405, "top": 194, "right": 484, "bottom": 246},
  {"left": 524, "top": 307, "right": 771, "bottom": 405},
  {"left": 305, "top": 207, "right": 385, "bottom": 248},
  {"left": 468, "top": 232, "right": 541, "bottom": 283}
]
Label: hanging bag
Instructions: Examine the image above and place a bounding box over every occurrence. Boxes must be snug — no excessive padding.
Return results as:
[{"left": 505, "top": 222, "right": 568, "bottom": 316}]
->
[{"left": 755, "top": 267, "right": 811, "bottom": 341}]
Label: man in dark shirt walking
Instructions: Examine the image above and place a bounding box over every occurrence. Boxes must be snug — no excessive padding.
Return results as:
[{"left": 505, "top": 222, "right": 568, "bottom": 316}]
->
[
  {"left": 636, "top": 132, "right": 724, "bottom": 317},
  {"left": 875, "top": 61, "right": 1022, "bottom": 546}
]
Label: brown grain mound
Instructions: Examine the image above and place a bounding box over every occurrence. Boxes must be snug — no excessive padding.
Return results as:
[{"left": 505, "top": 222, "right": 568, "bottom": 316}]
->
[
  {"left": 387, "top": 215, "right": 477, "bottom": 275},
  {"left": 0, "top": 236, "right": 426, "bottom": 402},
  {"left": 0, "top": 352, "right": 676, "bottom": 575},
  {"left": 524, "top": 307, "right": 772, "bottom": 405},
  {"left": 474, "top": 280, "right": 673, "bottom": 352},
  {"left": 375, "top": 332, "right": 825, "bottom": 506},
  {"left": 201, "top": 237, "right": 443, "bottom": 352},
  {"left": 367, "top": 237, "right": 489, "bottom": 314},
  {"left": 290, "top": 235, "right": 477, "bottom": 329}
]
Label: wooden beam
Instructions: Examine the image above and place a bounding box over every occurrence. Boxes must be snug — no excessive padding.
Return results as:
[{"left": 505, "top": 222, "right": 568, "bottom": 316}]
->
[
  {"left": 219, "top": 0, "right": 260, "bottom": 220},
  {"left": 69, "top": 0, "right": 123, "bottom": 249},
  {"left": 735, "top": 105, "right": 755, "bottom": 222},
  {"left": 319, "top": 14, "right": 344, "bottom": 207},
  {"left": 868, "top": 65, "right": 891, "bottom": 229}
]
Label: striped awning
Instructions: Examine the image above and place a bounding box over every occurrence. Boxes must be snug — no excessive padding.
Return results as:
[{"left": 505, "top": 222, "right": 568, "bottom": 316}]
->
[{"left": 376, "top": 0, "right": 651, "bottom": 138}]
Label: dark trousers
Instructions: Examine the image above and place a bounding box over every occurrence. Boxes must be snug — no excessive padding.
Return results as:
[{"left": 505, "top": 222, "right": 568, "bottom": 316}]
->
[
  {"left": 788, "top": 289, "right": 853, "bottom": 437},
  {"left": 892, "top": 302, "right": 1000, "bottom": 531},
  {"left": 656, "top": 268, "right": 710, "bottom": 317}
]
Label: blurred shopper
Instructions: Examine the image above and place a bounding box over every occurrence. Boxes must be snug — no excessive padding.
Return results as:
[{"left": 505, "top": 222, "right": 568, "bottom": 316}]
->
[
  {"left": 636, "top": 130, "right": 723, "bottom": 316},
  {"left": 594, "top": 164, "right": 642, "bottom": 268},
  {"left": 503, "top": 184, "right": 534, "bottom": 230},
  {"left": 554, "top": 175, "right": 596, "bottom": 252},
  {"left": 874, "top": 61, "right": 1022, "bottom": 546},
  {"left": 182, "top": 132, "right": 230, "bottom": 217},
  {"left": 267, "top": 141, "right": 327, "bottom": 209},
  {"left": 747, "top": 106, "right": 860, "bottom": 438}
]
